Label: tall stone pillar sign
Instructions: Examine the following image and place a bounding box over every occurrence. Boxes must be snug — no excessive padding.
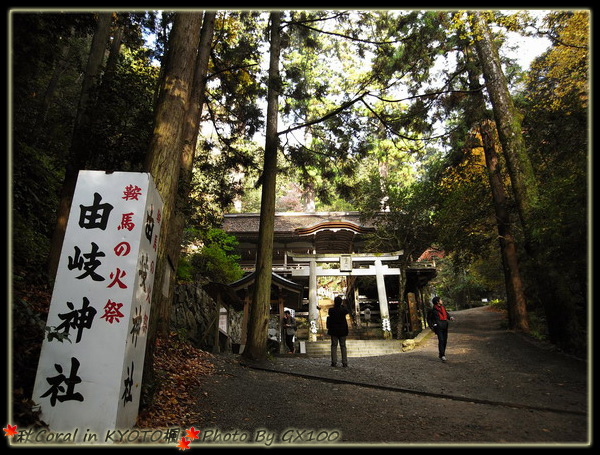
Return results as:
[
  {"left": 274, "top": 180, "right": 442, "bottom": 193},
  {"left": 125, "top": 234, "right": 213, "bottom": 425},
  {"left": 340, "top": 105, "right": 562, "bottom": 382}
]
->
[{"left": 32, "top": 171, "right": 163, "bottom": 442}]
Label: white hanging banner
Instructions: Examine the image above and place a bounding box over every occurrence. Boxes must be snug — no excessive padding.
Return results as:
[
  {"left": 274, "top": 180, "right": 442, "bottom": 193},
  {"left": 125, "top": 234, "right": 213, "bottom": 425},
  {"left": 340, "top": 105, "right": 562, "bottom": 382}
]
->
[{"left": 32, "top": 171, "right": 163, "bottom": 442}]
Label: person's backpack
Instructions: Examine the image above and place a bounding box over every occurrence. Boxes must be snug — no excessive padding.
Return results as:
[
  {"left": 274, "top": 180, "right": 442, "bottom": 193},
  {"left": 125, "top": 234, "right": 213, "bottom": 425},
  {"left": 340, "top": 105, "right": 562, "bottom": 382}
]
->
[{"left": 426, "top": 308, "right": 435, "bottom": 329}]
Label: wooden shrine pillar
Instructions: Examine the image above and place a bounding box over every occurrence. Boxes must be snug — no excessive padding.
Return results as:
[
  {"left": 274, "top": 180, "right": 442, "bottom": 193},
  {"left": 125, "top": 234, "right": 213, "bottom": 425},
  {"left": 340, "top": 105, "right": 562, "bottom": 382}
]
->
[
  {"left": 278, "top": 287, "right": 285, "bottom": 353},
  {"left": 241, "top": 288, "right": 250, "bottom": 345},
  {"left": 407, "top": 292, "right": 420, "bottom": 334}
]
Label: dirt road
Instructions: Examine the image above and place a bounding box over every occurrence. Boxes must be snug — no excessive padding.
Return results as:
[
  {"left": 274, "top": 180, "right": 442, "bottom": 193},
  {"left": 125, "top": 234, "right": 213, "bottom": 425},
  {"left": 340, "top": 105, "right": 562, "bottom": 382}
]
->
[{"left": 192, "top": 306, "right": 590, "bottom": 447}]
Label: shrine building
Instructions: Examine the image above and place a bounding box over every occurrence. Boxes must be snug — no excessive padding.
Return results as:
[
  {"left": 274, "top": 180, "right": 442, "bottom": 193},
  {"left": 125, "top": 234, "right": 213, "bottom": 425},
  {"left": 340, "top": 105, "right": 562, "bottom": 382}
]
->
[{"left": 222, "top": 212, "right": 438, "bottom": 352}]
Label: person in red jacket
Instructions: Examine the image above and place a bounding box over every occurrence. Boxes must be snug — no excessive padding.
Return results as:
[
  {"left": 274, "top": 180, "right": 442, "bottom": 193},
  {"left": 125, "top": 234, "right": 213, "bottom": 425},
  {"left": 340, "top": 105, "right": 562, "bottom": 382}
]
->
[{"left": 430, "top": 296, "right": 454, "bottom": 362}]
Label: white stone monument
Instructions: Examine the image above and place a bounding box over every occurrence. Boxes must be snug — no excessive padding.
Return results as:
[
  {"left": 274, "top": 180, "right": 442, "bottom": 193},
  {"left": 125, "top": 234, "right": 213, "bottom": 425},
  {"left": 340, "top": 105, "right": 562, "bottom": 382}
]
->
[{"left": 32, "top": 171, "right": 163, "bottom": 442}]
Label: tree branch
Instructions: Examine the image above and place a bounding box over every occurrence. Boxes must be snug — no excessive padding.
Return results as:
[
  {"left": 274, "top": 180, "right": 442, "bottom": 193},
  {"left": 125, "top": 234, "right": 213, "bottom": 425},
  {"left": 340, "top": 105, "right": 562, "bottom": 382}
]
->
[
  {"left": 368, "top": 86, "right": 483, "bottom": 104},
  {"left": 292, "top": 20, "right": 409, "bottom": 45},
  {"left": 277, "top": 92, "right": 368, "bottom": 136}
]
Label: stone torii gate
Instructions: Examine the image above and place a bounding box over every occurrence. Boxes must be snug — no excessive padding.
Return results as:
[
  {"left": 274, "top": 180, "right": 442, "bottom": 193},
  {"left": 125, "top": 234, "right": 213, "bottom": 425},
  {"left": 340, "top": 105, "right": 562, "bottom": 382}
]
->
[{"left": 288, "top": 252, "right": 403, "bottom": 340}]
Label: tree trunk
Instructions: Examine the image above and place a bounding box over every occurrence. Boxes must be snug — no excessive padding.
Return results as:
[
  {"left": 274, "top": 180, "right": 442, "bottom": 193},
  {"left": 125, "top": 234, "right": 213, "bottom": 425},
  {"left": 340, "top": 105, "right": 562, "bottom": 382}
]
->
[
  {"left": 242, "top": 12, "right": 282, "bottom": 362},
  {"left": 472, "top": 14, "right": 581, "bottom": 349},
  {"left": 32, "top": 26, "right": 74, "bottom": 145},
  {"left": 46, "top": 12, "right": 113, "bottom": 282},
  {"left": 141, "top": 12, "right": 204, "bottom": 406},
  {"left": 472, "top": 12, "right": 539, "bottom": 246},
  {"left": 169, "top": 11, "right": 216, "bottom": 271},
  {"left": 479, "top": 121, "right": 529, "bottom": 332},
  {"left": 465, "top": 47, "right": 529, "bottom": 332},
  {"left": 102, "top": 17, "right": 124, "bottom": 87}
]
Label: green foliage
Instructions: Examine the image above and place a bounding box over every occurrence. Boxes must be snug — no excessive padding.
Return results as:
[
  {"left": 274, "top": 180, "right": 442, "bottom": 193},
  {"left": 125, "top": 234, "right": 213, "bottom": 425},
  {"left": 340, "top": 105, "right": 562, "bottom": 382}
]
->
[
  {"left": 488, "top": 298, "right": 506, "bottom": 311},
  {"left": 12, "top": 294, "right": 49, "bottom": 407},
  {"left": 86, "top": 46, "right": 160, "bottom": 171},
  {"left": 178, "top": 228, "right": 243, "bottom": 284},
  {"left": 12, "top": 142, "right": 63, "bottom": 282},
  {"left": 11, "top": 12, "right": 160, "bottom": 284},
  {"left": 516, "top": 12, "right": 588, "bottom": 354},
  {"left": 432, "top": 252, "right": 504, "bottom": 310},
  {"left": 191, "top": 243, "right": 242, "bottom": 284},
  {"left": 527, "top": 308, "right": 549, "bottom": 342},
  {"left": 430, "top": 148, "right": 500, "bottom": 258},
  {"left": 45, "top": 326, "right": 72, "bottom": 343}
]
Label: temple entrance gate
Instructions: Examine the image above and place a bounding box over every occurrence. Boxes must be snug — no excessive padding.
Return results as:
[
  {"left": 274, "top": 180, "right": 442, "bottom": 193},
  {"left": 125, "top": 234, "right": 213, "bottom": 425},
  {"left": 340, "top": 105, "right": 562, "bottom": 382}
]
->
[{"left": 288, "top": 252, "right": 403, "bottom": 341}]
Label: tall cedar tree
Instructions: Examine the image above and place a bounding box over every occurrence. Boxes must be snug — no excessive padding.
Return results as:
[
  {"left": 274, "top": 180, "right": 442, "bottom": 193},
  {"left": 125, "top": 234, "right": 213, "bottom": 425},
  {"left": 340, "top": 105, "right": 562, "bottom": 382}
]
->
[
  {"left": 473, "top": 12, "right": 584, "bottom": 349},
  {"left": 142, "top": 12, "right": 204, "bottom": 405},
  {"left": 472, "top": 12, "right": 539, "bottom": 242},
  {"left": 242, "top": 12, "right": 282, "bottom": 362},
  {"left": 464, "top": 46, "right": 529, "bottom": 333}
]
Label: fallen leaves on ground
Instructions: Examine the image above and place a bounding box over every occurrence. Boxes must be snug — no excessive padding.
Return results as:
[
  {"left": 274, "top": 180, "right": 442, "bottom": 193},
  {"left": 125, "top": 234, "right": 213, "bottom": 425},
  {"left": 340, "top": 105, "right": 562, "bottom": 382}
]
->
[{"left": 136, "top": 333, "right": 215, "bottom": 429}]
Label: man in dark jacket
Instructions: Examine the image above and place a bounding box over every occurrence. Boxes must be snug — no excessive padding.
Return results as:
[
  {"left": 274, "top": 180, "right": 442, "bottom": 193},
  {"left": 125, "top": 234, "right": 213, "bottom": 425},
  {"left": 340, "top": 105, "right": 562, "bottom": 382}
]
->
[
  {"left": 430, "top": 296, "right": 454, "bottom": 362},
  {"left": 327, "top": 296, "right": 349, "bottom": 367},
  {"left": 282, "top": 310, "right": 297, "bottom": 354}
]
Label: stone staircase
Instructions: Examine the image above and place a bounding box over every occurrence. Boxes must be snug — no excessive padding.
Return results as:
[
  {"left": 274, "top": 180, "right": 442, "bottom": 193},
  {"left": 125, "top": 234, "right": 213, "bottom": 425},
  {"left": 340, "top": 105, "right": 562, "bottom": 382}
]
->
[
  {"left": 302, "top": 339, "right": 409, "bottom": 358},
  {"left": 297, "top": 296, "right": 433, "bottom": 357}
]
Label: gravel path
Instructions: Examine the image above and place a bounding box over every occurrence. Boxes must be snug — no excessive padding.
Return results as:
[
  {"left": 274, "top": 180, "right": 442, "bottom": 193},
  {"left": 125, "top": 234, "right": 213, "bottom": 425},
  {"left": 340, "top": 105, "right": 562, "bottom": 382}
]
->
[{"left": 192, "top": 306, "right": 589, "bottom": 447}]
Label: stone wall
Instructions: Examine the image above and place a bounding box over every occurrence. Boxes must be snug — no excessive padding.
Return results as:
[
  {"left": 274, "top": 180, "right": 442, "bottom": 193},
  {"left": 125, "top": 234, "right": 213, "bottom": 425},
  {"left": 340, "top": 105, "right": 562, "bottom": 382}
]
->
[{"left": 171, "top": 283, "right": 243, "bottom": 353}]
